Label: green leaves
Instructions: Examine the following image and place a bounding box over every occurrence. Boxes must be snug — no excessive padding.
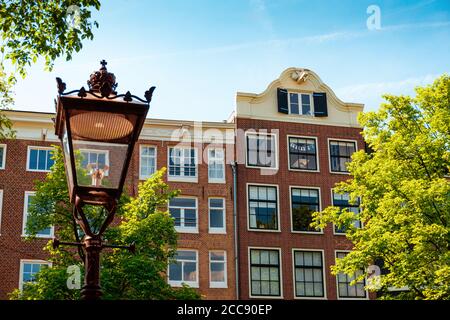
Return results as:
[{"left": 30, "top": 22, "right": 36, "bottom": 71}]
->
[
  {"left": 0, "top": 0, "right": 100, "bottom": 138},
  {"left": 312, "top": 75, "right": 450, "bottom": 299}
]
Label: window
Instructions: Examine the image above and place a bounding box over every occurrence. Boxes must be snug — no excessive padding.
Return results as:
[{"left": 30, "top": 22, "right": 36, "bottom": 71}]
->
[
  {"left": 336, "top": 252, "right": 367, "bottom": 299},
  {"left": 168, "top": 250, "right": 198, "bottom": 287},
  {"left": 27, "top": 147, "right": 54, "bottom": 172},
  {"left": 20, "top": 260, "right": 50, "bottom": 290},
  {"left": 139, "top": 146, "right": 156, "bottom": 179},
  {"left": 332, "top": 192, "right": 362, "bottom": 234},
  {"left": 210, "top": 251, "right": 227, "bottom": 288},
  {"left": 294, "top": 250, "right": 325, "bottom": 298},
  {"left": 208, "top": 148, "right": 225, "bottom": 183},
  {"left": 291, "top": 188, "right": 320, "bottom": 232},
  {"left": 23, "top": 192, "right": 53, "bottom": 238},
  {"left": 329, "top": 140, "right": 356, "bottom": 173},
  {"left": 249, "top": 249, "right": 281, "bottom": 297},
  {"left": 288, "top": 137, "right": 318, "bottom": 171},
  {"left": 248, "top": 185, "right": 278, "bottom": 231},
  {"left": 246, "top": 133, "right": 277, "bottom": 168},
  {"left": 169, "top": 197, "right": 198, "bottom": 233},
  {"left": 168, "top": 147, "right": 197, "bottom": 180},
  {"left": 209, "top": 198, "right": 225, "bottom": 233},
  {"left": 289, "top": 92, "right": 312, "bottom": 115},
  {"left": 80, "top": 149, "right": 109, "bottom": 174},
  {"left": 0, "top": 144, "right": 6, "bottom": 169}
]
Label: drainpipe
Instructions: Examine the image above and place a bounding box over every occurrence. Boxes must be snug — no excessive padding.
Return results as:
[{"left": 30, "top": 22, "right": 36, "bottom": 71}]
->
[{"left": 230, "top": 161, "right": 240, "bottom": 300}]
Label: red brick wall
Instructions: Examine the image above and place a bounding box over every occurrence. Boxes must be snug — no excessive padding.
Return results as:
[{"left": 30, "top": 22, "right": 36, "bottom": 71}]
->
[
  {"left": 235, "top": 117, "right": 375, "bottom": 300},
  {"left": 0, "top": 139, "right": 56, "bottom": 299},
  {"left": 132, "top": 140, "right": 236, "bottom": 300},
  {"left": 0, "top": 137, "right": 236, "bottom": 300}
]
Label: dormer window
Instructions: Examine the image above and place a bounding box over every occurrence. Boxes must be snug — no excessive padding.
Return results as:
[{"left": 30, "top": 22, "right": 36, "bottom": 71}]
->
[
  {"left": 277, "top": 88, "right": 328, "bottom": 117},
  {"left": 289, "top": 92, "right": 312, "bottom": 116}
]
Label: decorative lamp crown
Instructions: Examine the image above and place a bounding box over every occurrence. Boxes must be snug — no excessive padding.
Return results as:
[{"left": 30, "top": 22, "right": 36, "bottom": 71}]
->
[{"left": 87, "top": 60, "right": 118, "bottom": 97}]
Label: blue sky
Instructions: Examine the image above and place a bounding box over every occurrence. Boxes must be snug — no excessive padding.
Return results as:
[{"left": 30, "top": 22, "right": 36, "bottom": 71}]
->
[{"left": 12, "top": 0, "right": 450, "bottom": 121}]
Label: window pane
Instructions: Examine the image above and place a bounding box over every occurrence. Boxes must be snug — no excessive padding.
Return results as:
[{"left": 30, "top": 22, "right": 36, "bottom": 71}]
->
[
  {"left": 211, "top": 262, "right": 225, "bottom": 282},
  {"left": 251, "top": 250, "right": 260, "bottom": 264},
  {"left": 270, "top": 267, "right": 279, "bottom": 281},
  {"left": 270, "top": 282, "right": 279, "bottom": 295},
  {"left": 210, "top": 209, "right": 224, "bottom": 228},
  {"left": 0, "top": 146, "right": 4, "bottom": 167},
  {"left": 170, "top": 198, "right": 196, "bottom": 207},
  {"left": 38, "top": 150, "right": 47, "bottom": 170},
  {"left": 29, "top": 149, "right": 38, "bottom": 169},
  {"left": 261, "top": 281, "right": 270, "bottom": 295},
  {"left": 184, "top": 209, "right": 197, "bottom": 227},
  {"left": 176, "top": 250, "right": 196, "bottom": 260},
  {"left": 313, "top": 252, "right": 322, "bottom": 266},
  {"left": 211, "top": 252, "right": 225, "bottom": 261},
  {"left": 169, "top": 208, "right": 181, "bottom": 226},
  {"left": 169, "top": 262, "right": 182, "bottom": 281},
  {"left": 251, "top": 281, "right": 261, "bottom": 295},
  {"left": 210, "top": 198, "right": 224, "bottom": 208},
  {"left": 251, "top": 267, "right": 260, "bottom": 280},
  {"left": 260, "top": 251, "right": 269, "bottom": 264},
  {"left": 183, "top": 262, "right": 197, "bottom": 281}
]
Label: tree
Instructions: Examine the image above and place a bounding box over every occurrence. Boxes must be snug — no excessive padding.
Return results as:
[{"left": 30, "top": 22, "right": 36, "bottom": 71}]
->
[
  {"left": 10, "top": 147, "right": 200, "bottom": 300},
  {"left": 312, "top": 75, "right": 450, "bottom": 300},
  {"left": 0, "top": 0, "right": 101, "bottom": 138}
]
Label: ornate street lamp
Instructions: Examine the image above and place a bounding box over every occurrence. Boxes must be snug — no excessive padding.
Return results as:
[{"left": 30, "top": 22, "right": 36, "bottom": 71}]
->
[{"left": 53, "top": 60, "right": 155, "bottom": 299}]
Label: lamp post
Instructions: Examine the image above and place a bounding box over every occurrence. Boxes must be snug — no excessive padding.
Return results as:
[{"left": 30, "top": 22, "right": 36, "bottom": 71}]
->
[{"left": 53, "top": 60, "right": 155, "bottom": 300}]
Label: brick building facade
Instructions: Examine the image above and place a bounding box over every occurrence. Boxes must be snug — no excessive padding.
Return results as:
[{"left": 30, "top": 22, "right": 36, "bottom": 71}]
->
[{"left": 0, "top": 67, "right": 372, "bottom": 300}]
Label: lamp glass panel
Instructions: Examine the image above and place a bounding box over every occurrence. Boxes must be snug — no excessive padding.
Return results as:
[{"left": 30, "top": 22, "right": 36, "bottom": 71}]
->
[{"left": 72, "top": 139, "right": 127, "bottom": 189}]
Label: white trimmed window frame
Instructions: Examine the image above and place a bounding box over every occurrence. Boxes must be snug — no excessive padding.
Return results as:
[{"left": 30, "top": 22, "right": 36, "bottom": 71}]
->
[
  {"left": 168, "top": 249, "right": 199, "bottom": 288},
  {"left": 289, "top": 186, "right": 323, "bottom": 234},
  {"left": 0, "top": 143, "right": 6, "bottom": 170},
  {"left": 139, "top": 145, "right": 157, "bottom": 180},
  {"left": 167, "top": 146, "right": 198, "bottom": 183},
  {"left": 208, "top": 148, "right": 225, "bottom": 183},
  {"left": 26, "top": 146, "right": 54, "bottom": 172},
  {"left": 248, "top": 246, "right": 283, "bottom": 299},
  {"left": 331, "top": 189, "right": 363, "bottom": 236},
  {"left": 169, "top": 197, "right": 199, "bottom": 234},
  {"left": 245, "top": 132, "right": 278, "bottom": 170},
  {"left": 22, "top": 191, "right": 54, "bottom": 238},
  {"left": 288, "top": 91, "right": 314, "bottom": 116},
  {"left": 286, "top": 135, "right": 320, "bottom": 172},
  {"left": 335, "top": 250, "right": 369, "bottom": 300},
  {"left": 292, "top": 248, "right": 327, "bottom": 300},
  {"left": 327, "top": 138, "right": 358, "bottom": 175},
  {"left": 19, "top": 259, "right": 52, "bottom": 290},
  {"left": 208, "top": 197, "right": 226, "bottom": 234},
  {"left": 246, "top": 183, "right": 280, "bottom": 233},
  {"left": 209, "top": 250, "right": 228, "bottom": 288},
  {"left": 79, "top": 148, "right": 110, "bottom": 177}
]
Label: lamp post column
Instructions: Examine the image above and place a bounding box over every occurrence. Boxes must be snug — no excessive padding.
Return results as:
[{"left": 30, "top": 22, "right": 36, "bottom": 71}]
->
[{"left": 81, "top": 235, "right": 103, "bottom": 300}]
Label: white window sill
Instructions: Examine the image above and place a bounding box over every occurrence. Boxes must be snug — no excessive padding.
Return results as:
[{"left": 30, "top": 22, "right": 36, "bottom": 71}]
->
[
  {"left": 169, "top": 281, "right": 199, "bottom": 288},
  {"left": 208, "top": 229, "right": 227, "bottom": 234},
  {"left": 330, "top": 171, "right": 350, "bottom": 175},
  {"left": 290, "top": 230, "right": 323, "bottom": 235},
  {"left": 248, "top": 228, "right": 281, "bottom": 233},
  {"left": 168, "top": 176, "right": 198, "bottom": 183},
  {"left": 21, "top": 234, "right": 54, "bottom": 239},
  {"left": 210, "top": 283, "right": 228, "bottom": 289},
  {"left": 139, "top": 174, "right": 156, "bottom": 181},
  {"left": 208, "top": 179, "right": 226, "bottom": 184},
  {"left": 175, "top": 227, "right": 199, "bottom": 234},
  {"left": 26, "top": 169, "right": 51, "bottom": 173}
]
